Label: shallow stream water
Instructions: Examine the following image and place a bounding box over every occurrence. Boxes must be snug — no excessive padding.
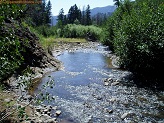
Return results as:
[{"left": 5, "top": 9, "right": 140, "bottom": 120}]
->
[{"left": 35, "top": 43, "right": 164, "bottom": 123}]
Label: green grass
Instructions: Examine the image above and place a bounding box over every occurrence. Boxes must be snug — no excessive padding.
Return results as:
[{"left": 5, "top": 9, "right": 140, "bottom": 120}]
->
[
  {"left": 28, "top": 25, "right": 87, "bottom": 53},
  {"left": 40, "top": 36, "right": 56, "bottom": 49}
]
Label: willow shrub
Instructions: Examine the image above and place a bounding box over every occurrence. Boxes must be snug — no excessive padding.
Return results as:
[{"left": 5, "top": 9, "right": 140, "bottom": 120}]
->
[
  {"left": 60, "top": 24, "right": 103, "bottom": 40},
  {"left": 101, "top": 0, "right": 133, "bottom": 51},
  {"left": 113, "top": 0, "right": 164, "bottom": 80},
  {"left": 35, "top": 25, "right": 57, "bottom": 37}
]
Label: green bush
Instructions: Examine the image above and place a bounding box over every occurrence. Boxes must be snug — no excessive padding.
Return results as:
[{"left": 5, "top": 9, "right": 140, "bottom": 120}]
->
[
  {"left": 35, "top": 25, "right": 57, "bottom": 37},
  {"left": 110, "top": 0, "right": 164, "bottom": 80},
  {"left": 101, "top": 0, "right": 133, "bottom": 51},
  {"left": 59, "top": 24, "right": 103, "bottom": 40},
  {"left": 0, "top": 4, "right": 25, "bottom": 81},
  {"left": 0, "top": 27, "right": 24, "bottom": 81},
  {"left": 102, "top": 0, "right": 164, "bottom": 83},
  {"left": 101, "top": 14, "right": 116, "bottom": 51}
]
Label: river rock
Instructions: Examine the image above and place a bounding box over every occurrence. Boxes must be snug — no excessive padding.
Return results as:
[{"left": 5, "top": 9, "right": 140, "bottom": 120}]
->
[
  {"left": 104, "top": 78, "right": 114, "bottom": 86},
  {"left": 121, "top": 113, "right": 129, "bottom": 120},
  {"left": 111, "top": 82, "right": 120, "bottom": 86},
  {"left": 108, "top": 110, "right": 113, "bottom": 114},
  {"left": 47, "top": 111, "right": 51, "bottom": 116},
  {"left": 55, "top": 110, "right": 61, "bottom": 116},
  {"left": 44, "top": 109, "right": 49, "bottom": 114},
  {"left": 47, "top": 105, "right": 52, "bottom": 110},
  {"left": 109, "top": 98, "right": 116, "bottom": 102},
  {"left": 104, "top": 82, "right": 110, "bottom": 86},
  {"left": 41, "top": 104, "right": 47, "bottom": 108},
  {"left": 97, "top": 96, "right": 102, "bottom": 100},
  {"left": 4, "top": 98, "right": 11, "bottom": 103},
  {"left": 104, "top": 78, "right": 108, "bottom": 82},
  {"left": 35, "top": 105, "right": 43, "bottom": 112},
  {"left": 30, "top": 120, "right": 35, "bottom": 123},
  {"left": 105, "top": 108, "right": 113, "bottom": 114},
  {"left": 108, "top": 78, "right": 113, "bottom": 82},
  {"left": 35, "top": 112, "right": 41, "bottom": 117},
  {"left": 47, "top": 118, "right": 57, "bottom": 123},
  {"left": 26, "top": 95, "right": 33, "bottom": 101},
  {"left": 52, "top": 106, "right": 57, "bottom": 110},
  {"left": 41, "top": 114, "right": 51, "bottom": 120}
]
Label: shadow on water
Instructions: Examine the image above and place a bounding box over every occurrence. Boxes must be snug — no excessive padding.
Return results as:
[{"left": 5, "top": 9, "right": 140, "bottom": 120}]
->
[{"left": 122, "top": 73, "right": 164, "bottom": 91}]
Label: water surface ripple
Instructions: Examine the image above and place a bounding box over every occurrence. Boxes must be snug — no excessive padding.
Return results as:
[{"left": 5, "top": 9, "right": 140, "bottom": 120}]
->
[{"left": 36, "top": 43, "right": 164, "bottom": 123}]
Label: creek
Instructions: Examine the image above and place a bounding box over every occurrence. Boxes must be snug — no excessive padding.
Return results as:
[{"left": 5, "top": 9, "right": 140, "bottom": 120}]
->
[{"left": 35, "top": 42, "right": 164, "bottom": 123}]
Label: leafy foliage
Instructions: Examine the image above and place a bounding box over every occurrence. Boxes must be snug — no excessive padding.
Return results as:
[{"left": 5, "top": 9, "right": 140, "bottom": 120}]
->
[
  {"left": 103, "top": 0, "right": 164, "bottom": 81},
  {"left": 0, "top": 31, "right": 24, "bottom": 81},
  {"left": 34, "top": 25, "right": 56, "bottom": 37},
  {"left": 0, "top": 4, "right": 25, "bottom": 81}
]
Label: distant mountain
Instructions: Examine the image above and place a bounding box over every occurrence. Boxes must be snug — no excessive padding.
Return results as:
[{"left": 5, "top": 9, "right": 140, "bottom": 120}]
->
[
  {"left": 51, "top": 5, "right": 116, "bottom": 26},
  {"left": 90, "top": 5, "right": 116, "bottom": 16},
  {"left": 51, "top": 16, "right": 57, "bottom": 26}
]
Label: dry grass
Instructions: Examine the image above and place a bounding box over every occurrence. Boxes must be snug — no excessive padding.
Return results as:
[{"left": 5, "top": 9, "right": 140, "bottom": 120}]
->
[
  {"left": 0, "top": 91, "right": 17, "bottom": 122},
  {"left": 40, "top": 37, "right": 87, "bottom": 49},
  {"left": 39, "top": 36, "right": 56, "bottom": 49},
  {"left": 54, "top": 38, "right": 87, "bottom": 43},
  {"left": 39, "top": 37, "right": 87, "bottom": 53}
]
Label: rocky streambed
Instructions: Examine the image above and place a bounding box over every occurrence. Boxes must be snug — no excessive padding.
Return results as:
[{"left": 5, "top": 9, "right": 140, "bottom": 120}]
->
[
  {"left": 33, "top": 42, "right": 164, "bottom": 123},
  {"left": 2, "top": 42, "right": 163, "bottom": 123}
]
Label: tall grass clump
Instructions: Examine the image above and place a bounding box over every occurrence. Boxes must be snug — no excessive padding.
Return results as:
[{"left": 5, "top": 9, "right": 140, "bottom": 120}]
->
[{"left": 58, "top": 24, "right": 103, "bottom": 41}]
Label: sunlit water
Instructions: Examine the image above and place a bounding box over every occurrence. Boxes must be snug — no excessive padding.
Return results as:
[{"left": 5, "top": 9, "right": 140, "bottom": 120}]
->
[{"left": 35, "top": 44, "right": 164, "bottom": 123}]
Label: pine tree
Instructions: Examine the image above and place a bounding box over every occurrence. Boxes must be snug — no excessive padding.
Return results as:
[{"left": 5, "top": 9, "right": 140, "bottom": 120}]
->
[
  {"left": 25, "top": 0, "right": 52, "bottom": 26},
  {"left": 68, "top": 6, "right": 74, "bottom": 24},
  {"left": 45, "top": 0, "right": 52, "bottom": 24},
  {"left": 67, "top": 4, "right": 82, "bottom": 24},
  {"left": 85, "top": 5, "right": 91, "bottom": 25},
  {"left": 57, "top": 8, "right": 65, "bottom": 28},
  {"left": 114, "top": 0, "right": 121, "bottom": 7},
  {"left": 63, "top": 15, "right": 67, "bottom": 25},
  {"left": 81, "top": 6, "right": 86, "bottom": 25}
]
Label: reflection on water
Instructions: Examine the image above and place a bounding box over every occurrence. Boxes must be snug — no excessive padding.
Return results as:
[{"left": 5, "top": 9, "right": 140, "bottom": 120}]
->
[{"left": 35, "top": 45, "right": 164, "bottom": 123}]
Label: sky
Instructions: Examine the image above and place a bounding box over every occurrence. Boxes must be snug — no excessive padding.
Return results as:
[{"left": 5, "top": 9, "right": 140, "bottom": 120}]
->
[{"left": 50, "top": 0, "right": 115, "bottom": 16}]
